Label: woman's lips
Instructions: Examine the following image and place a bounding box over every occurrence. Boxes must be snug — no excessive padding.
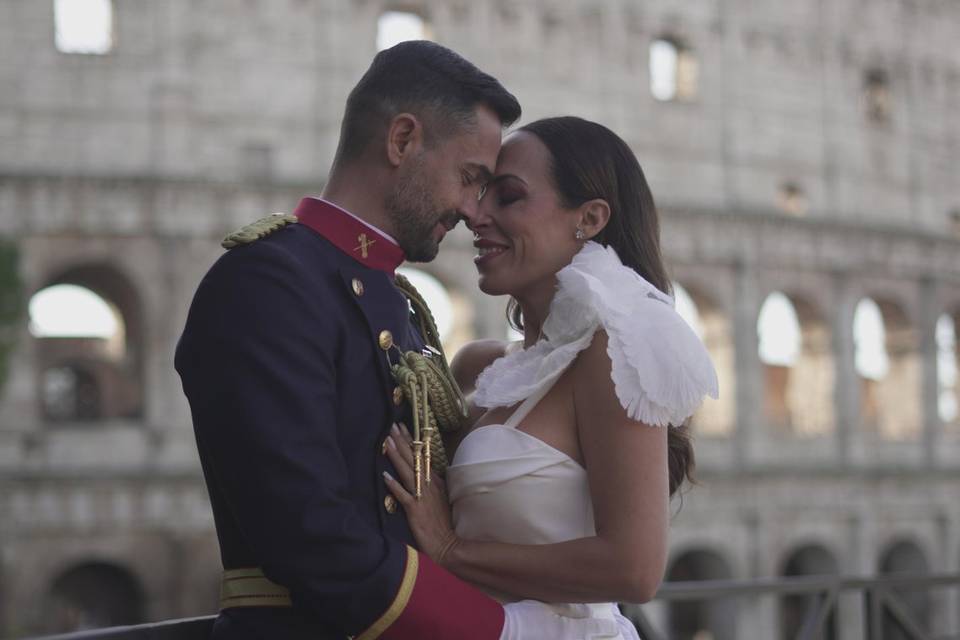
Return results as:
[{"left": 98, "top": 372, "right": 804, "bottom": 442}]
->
[{"left": 473, "top": 238, "right": 509, "bottom": 266}]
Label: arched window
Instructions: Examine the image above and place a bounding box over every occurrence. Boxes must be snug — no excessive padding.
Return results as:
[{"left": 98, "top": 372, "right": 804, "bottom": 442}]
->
[
  {"left": 780, "top": 545, "right": 839, "bottom": 640},
  {"left": 666, "top": 549, "right": 736, "bottom": 640},
  {"left": 758, "top": 293, "right": 802, "bottom": 368},
  {"left": 879, "top": 541, "right": 931, "bottom": 638},
  {"left": 54, "top": 0, "right": 114, "bottom": 55},
  {"left": 650, "top": 38, "right": 698, "bottom": 102},
  {"left": 376, "top": 10, "right": 431, "bottom": 52},
  {"left": 936, "top": 314, "right": 958, "bottom": 424},
  {"left": 29, "top": 284, "right": 122, "bottom": 341},
  {"left": 757, "top": 292, "right": 833, "bottom": 436},
  {"left": 674, "top": 282, "right": 735, "bottom": 436},
  {"left": 854, "top": 298, "right": 920, "bottom": 439},
  {"left": 45, "top": 562, "right": 144, "bottom": 633},
  {"left": 854, "top": 298, "right": 888, "bottom": 381},
  {"left": 30, "top": 285, "right": 121, "bottom": 422},
  {"left": 758, "top": 292, "right": 801, "bottom": 430},
  {"left": 30, "top": 266, "right": 144, "bottom": 423}
]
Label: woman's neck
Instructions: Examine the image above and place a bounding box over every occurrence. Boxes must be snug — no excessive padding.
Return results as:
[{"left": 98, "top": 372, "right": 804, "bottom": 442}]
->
[{"left": 516, "top": 278, "right": 558, "bottom": 349}]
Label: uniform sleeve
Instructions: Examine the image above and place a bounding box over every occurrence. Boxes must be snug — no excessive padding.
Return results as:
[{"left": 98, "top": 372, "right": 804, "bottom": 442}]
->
[{"left": 176, "top": 243, "right": 504, "bottom": 639}]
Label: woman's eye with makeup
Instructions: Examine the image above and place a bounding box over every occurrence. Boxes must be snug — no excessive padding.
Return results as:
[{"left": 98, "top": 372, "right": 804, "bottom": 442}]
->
[{"left": 497, "top": 188, "right": 523, "bottom": 206}]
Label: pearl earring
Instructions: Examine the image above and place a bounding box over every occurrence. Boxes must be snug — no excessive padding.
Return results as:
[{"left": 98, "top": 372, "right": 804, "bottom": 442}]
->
[{"left": 575, "top": 227, "right": 585, "bottom": 240}]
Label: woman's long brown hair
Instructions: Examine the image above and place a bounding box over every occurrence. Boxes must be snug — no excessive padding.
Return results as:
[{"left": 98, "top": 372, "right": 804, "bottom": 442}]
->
[{"left": 507, "top": 116, "right": 695, "bottom": 497}]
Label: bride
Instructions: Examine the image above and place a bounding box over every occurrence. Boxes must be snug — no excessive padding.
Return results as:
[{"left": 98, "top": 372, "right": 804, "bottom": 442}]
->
[{"left": 383, "top": 116, "right": 719, "bottom": 639}]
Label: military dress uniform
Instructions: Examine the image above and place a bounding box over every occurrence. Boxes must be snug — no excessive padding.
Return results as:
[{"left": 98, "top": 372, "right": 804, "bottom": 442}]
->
[{"left": 175, "top": 197, "right": 504, "bottom": 639}]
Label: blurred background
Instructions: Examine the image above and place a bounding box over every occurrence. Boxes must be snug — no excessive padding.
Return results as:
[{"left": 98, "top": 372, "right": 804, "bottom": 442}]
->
[{"left": 0, "top": 0, "right": 958, "bottom": 638}]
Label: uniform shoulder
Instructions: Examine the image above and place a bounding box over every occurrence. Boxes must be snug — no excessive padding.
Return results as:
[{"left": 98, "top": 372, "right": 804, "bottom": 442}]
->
[
  {"left": 450, "top": 339, "right": 509, "bottom": 394},
  {"left": 221, "top": 213, "right": 298, "bottom": 249}
]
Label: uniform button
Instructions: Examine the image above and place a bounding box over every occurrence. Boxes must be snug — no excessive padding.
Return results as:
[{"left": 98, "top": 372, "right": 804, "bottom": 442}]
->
[
  {"left": 378, "top": 330, "right": 394, "bottom": 350},
  {"left": 351, "top": 278, "right": 364, "bottom": 296},
  {"left": 392, "top": 386, "right": 404, "bottom": 406},
  {"left": 384, "top": 494, "right": 398, "bottom": 514}
]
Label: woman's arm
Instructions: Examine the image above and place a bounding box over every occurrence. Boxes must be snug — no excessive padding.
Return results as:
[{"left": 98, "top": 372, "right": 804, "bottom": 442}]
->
[
  {"left": 450, "top": 339, "right": 508, "bottom": 395},
  {"left": 444, "top": 340, "right": 508, "bottom": 457},
  {"left": 386, "top": 331, "right": 670, "bottom": 604}
]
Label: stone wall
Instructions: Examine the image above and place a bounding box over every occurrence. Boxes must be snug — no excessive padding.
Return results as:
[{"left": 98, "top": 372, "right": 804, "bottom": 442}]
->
[{"left": 1, "top": 0, "right": 958, "bottom": 636}]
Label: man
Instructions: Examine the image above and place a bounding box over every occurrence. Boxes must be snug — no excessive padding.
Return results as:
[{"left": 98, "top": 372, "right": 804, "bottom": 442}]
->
[{"left": 176, "top": 41, "right": 618, "bottom": 639}]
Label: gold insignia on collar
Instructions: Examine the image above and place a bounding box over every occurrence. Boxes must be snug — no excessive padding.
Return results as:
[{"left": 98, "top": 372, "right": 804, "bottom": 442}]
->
[{"left": 354, "top": 233, "right": 376, "bottom": 259}]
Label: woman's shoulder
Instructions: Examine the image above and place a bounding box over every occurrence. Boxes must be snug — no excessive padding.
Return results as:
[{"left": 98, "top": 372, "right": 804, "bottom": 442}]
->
[{"left": 450, "top": 339, "right": 512, "bottom": 393}]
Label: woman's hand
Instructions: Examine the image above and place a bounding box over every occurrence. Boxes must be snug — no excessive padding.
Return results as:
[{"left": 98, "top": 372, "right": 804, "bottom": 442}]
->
[{"left": 383, "top": 423, "right": 461, "bottom": 566}]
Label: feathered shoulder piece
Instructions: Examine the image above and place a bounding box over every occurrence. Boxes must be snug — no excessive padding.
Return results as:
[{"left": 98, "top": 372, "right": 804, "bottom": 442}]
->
[{"left": 473, "top": 242, "right": 719, "bottom": 427}]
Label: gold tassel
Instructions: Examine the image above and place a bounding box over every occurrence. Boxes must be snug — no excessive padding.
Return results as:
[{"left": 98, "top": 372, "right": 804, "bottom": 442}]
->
[{"left": 389, "top": 275, "right": 471, "bottom": 499}]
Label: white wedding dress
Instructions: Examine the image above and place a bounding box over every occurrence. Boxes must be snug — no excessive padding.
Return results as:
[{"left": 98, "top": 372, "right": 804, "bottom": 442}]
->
[
  {"left": 445, "top": 242, "right": 720, "bottom": 640},
  {"left": 447, "top": 379, "right": 640, "bottom": 639}
]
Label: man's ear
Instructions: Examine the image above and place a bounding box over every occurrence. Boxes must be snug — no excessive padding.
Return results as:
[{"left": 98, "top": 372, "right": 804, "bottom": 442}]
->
[
  {"left": 578, "top": 199, "right": 611, "bottom": 240},
  {"left": 385, "top": 113, "right": 423, "bottom": 167}
]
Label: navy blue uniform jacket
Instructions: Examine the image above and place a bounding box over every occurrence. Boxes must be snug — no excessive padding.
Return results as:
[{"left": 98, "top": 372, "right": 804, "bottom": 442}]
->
[{"left": 175, "top": 198, "right": 504, "bottom": 639}]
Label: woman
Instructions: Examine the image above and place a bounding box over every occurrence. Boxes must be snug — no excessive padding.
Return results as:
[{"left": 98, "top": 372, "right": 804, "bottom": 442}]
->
[{"left": 383, "top": 116, "right": 719, "bottom": 638}]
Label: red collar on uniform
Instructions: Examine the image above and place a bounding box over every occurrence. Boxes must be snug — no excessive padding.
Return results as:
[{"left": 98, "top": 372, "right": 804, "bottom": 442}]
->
[{"left": 294, "top": 197, "right": 405, "bottom": 275}]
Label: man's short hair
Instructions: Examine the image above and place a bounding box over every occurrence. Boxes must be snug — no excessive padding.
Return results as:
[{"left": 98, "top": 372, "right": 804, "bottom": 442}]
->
[{"left": 335, "top": 41, "right": 521, "bottom": 163}]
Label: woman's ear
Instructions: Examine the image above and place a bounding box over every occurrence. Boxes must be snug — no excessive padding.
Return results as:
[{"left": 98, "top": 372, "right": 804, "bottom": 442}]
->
[
  {"left": 385, "top": 113, "right": 422, "bottom": 167},
  {"left": 578, "top": 199, "right": 611, "bottom": 240}
]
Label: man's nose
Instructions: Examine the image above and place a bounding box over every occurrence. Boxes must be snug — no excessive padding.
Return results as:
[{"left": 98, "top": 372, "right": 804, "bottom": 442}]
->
[
  {"left": 463, "top": 192, "right": 492, "bottom": 231},
  {"left": 459, "top": 192, "right": 480, "bottom": 226}
]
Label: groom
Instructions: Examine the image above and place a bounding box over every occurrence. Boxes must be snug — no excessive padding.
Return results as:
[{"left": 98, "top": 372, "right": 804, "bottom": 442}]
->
[{"left": 176, "top": 42, "right": 616, "bottom": 639}]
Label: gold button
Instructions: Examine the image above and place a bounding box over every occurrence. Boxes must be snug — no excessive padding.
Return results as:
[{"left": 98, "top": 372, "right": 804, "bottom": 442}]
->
[
  {"left": 378, "top": 330, "right": 394, "bottom": 351},
  {"left": 381, "top": 438, "right": 389, "bottom": 455},
  {"left": 351, "top": 278, "right": 364, "bottom": 296},
  {"left": 384, "top": 494, "right": 398, "bottom": 514},
  {"left": 392, "top": 386, "right": 403, "bottom": 406}
]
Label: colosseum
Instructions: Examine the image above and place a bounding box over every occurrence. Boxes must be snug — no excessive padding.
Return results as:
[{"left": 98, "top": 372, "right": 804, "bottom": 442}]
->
[{"left": 0, "top": 0, "right": 958, "bottom": 638}]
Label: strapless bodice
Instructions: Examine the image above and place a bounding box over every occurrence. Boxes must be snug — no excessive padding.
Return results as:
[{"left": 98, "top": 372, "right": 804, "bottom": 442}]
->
[
  {"left": 445, "top": 385, "right": 640, "bottom": 639},
  {"left": 448, "top": 424, "right": 594, "bottom": 546}
]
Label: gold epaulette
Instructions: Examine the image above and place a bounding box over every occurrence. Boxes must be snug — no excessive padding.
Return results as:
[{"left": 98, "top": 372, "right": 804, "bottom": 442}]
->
[{"left": 221, "top": 213, "right": 298, "bottom": 249}]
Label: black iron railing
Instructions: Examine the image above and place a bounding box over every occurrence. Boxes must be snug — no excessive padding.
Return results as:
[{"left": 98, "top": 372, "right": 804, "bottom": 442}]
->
[
  {"left": 26, "top": 573, "right": 960, "bottom": 640},
  {"left": 628, "top": 572, "right": 960, "bottom": 640}
]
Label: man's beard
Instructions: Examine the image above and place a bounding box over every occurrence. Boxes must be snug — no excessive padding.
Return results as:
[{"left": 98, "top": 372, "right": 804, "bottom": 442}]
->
[{"left": 385, "top": 161, "right": 457, "bottom": 263}]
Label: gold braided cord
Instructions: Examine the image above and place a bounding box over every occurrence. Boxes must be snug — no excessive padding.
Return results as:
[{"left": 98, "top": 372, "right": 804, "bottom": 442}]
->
[{"left": 391, "top": 275, "right": 469, "bottom": 487}]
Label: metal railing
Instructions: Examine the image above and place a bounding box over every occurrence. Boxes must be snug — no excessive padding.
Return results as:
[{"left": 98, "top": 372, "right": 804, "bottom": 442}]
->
[
  {"left": 630, "top": 572, "right": 960, "bottom": 640},
  {"left": 25, "top": 573, "right": 960, "bottom": 640}
]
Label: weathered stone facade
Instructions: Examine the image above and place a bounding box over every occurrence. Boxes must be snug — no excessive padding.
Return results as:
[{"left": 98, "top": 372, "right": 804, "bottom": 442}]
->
[{"left": 1, "top": 0, "right": 958, "bottom": 636}]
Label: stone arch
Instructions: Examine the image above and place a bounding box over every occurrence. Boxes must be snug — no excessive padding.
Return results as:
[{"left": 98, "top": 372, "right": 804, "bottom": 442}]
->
[
  {"left": 30, "top": 262, "right": 144, "bottom": 423},
  {"left": 42, "top": 560, "right": 145, "bottom": 634},
  {"left": 757, "top": 291, "right": 834, "bottom": 437},
  {"left": 673, "top": 281, "right": 735, "bottom": 436},
  {"left": 855, "top": 296, "right": 921, "bottom": 439},
  {"left": 878, "top": 539, "right": 931, "bottom": 639},
  {"left": 779, "top": 543, "right": 839, "bottom": 640},
  {"left": 665, "top": 547, "right": 736, "bottom": 640}
]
